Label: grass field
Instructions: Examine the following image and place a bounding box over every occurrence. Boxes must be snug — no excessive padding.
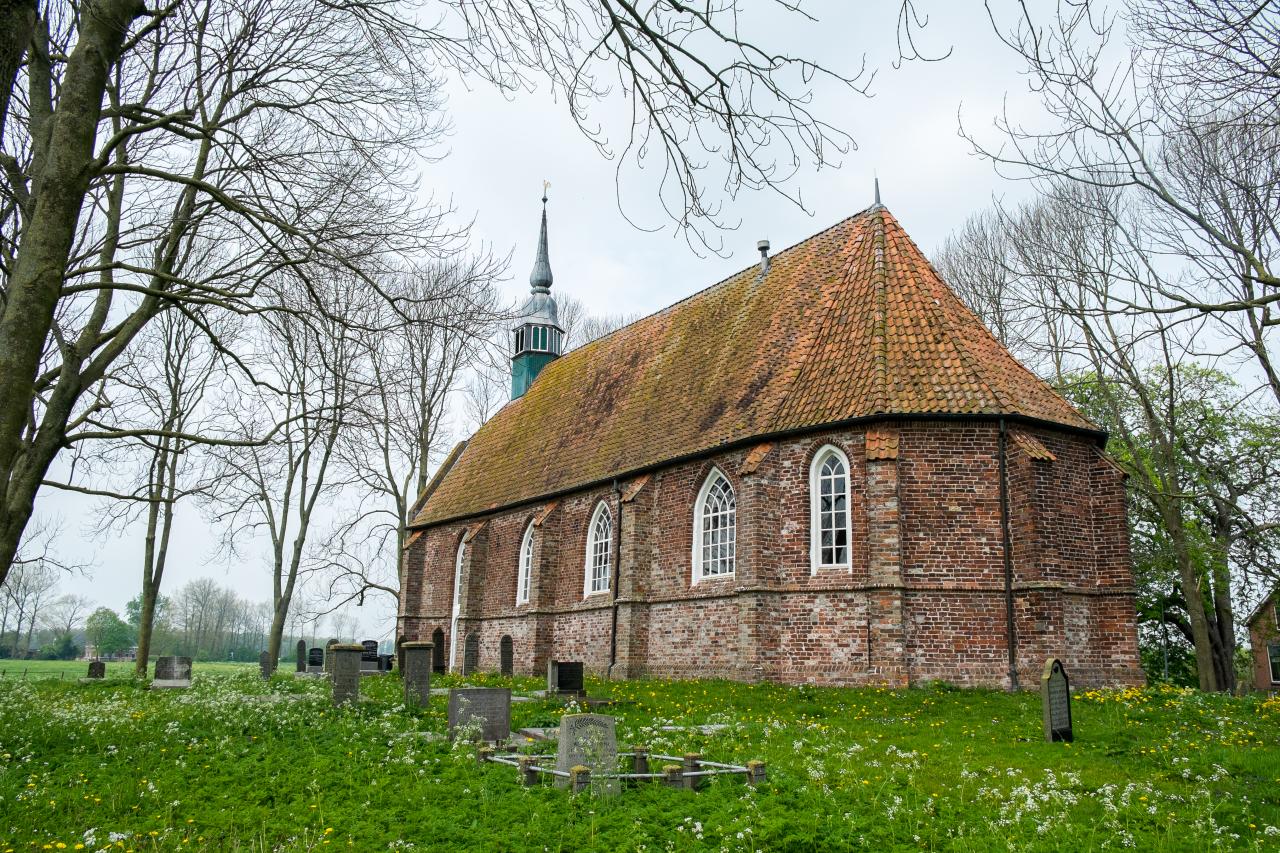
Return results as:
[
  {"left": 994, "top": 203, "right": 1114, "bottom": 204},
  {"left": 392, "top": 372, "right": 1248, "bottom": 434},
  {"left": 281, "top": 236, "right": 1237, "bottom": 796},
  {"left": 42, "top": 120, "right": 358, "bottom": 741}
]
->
[
  {"left": 0, "top": 668, "right": 1277, "bottom": 852},
  {"left": 0, "top": 660, "right": 251, "bottom": 680}
]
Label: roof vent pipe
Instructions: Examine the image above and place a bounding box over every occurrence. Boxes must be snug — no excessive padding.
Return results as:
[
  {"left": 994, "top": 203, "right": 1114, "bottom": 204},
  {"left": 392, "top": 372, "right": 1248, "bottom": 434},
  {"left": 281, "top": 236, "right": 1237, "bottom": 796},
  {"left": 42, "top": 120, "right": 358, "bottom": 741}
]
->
[{"left": 757, "top": 239, "right": 770, "bottom": 275}]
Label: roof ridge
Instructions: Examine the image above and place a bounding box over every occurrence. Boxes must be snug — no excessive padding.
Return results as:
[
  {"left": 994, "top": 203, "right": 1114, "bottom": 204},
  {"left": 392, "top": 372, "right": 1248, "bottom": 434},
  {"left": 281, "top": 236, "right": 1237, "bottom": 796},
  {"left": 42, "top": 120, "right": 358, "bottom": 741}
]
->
[
  {"left": 552, "top": 204, "right": 884, "bottom": 361},
  {"left": 764, "top": 214, "right": 875, "bottom": 431},
  {"left": 870, "top": 207, "right": 890, "bottom": 414},
  {"left": 883, "top": 218, "right": 1014, "bottom": 414}
]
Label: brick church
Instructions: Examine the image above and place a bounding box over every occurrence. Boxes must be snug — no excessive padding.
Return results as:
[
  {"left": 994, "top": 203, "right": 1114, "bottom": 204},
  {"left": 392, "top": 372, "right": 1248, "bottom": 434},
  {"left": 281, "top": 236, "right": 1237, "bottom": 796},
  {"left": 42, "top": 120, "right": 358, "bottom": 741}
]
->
[{"left": 397, "top": 195, "right": 1144, "bottom": 689}]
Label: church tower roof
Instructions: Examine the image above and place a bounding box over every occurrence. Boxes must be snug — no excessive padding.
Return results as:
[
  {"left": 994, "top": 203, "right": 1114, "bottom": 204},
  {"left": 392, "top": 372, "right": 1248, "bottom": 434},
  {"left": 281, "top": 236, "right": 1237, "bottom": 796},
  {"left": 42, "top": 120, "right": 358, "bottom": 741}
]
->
[
  {"left": 529, "top": 192, "right": 553, "bottom": 293},
  {"left": 414, "top": 204, "right": 1098, "bottom": 527}
]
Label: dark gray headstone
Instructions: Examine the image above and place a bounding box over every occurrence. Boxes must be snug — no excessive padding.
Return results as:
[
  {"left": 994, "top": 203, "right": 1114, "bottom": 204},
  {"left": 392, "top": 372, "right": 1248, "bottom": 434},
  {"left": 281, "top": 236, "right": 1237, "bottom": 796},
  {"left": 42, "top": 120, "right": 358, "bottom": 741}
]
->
[
  {"left": 308, "top": 647, "right": 324, "bottom": 667},
  {"left": 500, "top": 635, "right": 514, "bottom": 677},
  {"left": 258, "top": 650, "right": 275, "bottom": 679},
  {"left": 87, "top": 661, "right": 106, "bottom": 679},
  {"left": 331, "top": 644, "right": 363, "bottom": 705},
  {"left": 295, "top": 640, "right": 307, "bottom": 673},
  {"left": 447, "top": 687, "right": 511, "bottom": 742},
  {"left": 554, "top": 714, "right": 619, "bottom": 795},
  {"left": 548, "top": 660, "right": 585, "bottom": 695},
  {"left": 402, "top": 642, "right": 433, "bottom": 707},
  {"left": 361, "top": 639, "right": 379, "bottom": 661},
  {"left": 153, "top": 656, "right": 192, "bottom": 687},
  {"left": 1041, "top": 658, "right": 1073, "bottom": 743},
  {"left": 462, "top": 633, "right": 480, "bottom": 675}
]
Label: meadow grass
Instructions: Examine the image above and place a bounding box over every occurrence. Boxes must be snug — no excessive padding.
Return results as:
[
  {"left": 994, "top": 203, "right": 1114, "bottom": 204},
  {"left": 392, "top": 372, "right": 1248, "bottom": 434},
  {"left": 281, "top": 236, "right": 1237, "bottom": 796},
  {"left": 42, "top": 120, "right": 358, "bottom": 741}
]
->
[{"left": 0, "top": 668, "right": 1277, "bottom": 851}]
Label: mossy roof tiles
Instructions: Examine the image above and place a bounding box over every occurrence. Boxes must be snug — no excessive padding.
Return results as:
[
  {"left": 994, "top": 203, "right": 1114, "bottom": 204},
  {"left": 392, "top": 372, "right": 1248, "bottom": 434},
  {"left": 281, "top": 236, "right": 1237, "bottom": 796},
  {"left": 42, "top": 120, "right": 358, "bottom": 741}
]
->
[{"left": 411, "top": 205, "right": 1096, "bottom": 527}]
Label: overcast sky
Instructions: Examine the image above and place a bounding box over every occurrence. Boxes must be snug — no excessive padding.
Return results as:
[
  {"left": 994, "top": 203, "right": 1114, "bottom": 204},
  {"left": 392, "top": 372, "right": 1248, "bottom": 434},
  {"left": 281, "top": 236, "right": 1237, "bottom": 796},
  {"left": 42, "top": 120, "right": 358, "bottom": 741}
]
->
[{"left": 42, "top": 2, "right": 1056, "bottom": 641}]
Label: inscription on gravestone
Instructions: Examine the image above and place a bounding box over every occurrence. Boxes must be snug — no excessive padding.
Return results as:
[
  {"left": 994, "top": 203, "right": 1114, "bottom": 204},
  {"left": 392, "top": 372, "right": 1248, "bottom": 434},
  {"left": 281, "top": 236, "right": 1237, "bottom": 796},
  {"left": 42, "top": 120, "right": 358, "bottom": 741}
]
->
[
  {"left": 153, "top": 656, "right": 192, "bottom": 687},
  {"left": 554, "top": 714, "right": 619, "bottom": 796},
  {"left": 86, "top": 661, "right": 106, "bottom": 679},
  {"left": 331, "top": 644, "right": 363, "bottom": 705},
  {"left": 447, "top": 687, "right": 511, "bottom": 742},
  {"left": 1041, "top": 657, "right": 1073, "bottom": 743}
]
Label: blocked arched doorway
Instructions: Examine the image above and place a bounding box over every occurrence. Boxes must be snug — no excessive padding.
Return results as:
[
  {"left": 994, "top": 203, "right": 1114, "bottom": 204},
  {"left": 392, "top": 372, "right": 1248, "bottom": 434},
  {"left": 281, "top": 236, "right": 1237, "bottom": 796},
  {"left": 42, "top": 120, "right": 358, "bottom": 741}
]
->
[{"left": 499, "top": 635, "right": 513, "bottom": 676}]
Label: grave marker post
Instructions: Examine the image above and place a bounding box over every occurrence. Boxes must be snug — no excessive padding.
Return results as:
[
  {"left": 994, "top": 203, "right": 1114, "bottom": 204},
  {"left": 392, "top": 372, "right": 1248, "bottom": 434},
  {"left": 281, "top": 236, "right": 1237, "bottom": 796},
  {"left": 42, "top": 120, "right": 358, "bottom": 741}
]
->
[
  {"left": 295, "top": 640, "right": 306, "bottom": 673},
  {"left": 1041, "top": 658, "right": 1073, "bottom": 743},
  {"left": 331, "top": 643, "right": 364, "bottom": 705},
  {"left": 401, "top": 642, "right": 433, "bottom": 707}
]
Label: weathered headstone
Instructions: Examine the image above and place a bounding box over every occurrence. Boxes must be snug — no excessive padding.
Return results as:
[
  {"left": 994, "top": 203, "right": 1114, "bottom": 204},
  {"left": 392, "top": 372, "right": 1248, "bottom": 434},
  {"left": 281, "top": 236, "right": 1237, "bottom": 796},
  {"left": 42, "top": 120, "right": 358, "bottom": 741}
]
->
[
  {"left": 462, "top": 633, "right": 480, "bottom": 675},
  {"left": 307, "top": 647, "right": 324, "bottom": 672},
  {"left": 547, "top": 660, "right": 585, "bottom": 696},
  {"left": 86, "top": 660, "right": 106, "bottom": 679},
  {"left": 554, "top": 714, "right": 619, "bottom": 796},
  {"left": 259, "top": 650, "right": 275, "bottom": 680},
  {"left": 401, "top": 641, "right": 433, "bottom": 707},
  {"left": 1041, "top": 657, "right": 1073, "bottom": 743},
  {"left": 153, "top": 656, "right": 192, "bottom": 688},
  {"left": 331, "top": 643, "right": 364, "bottom": 705},
  {"left": 324, "top": 638, "right": 339, "bottom": 674},
  {"left": 500, "top": 635, "right": 514, "bottom": 677},
  {"left": 447, "top": 687, "right": 511, "bottom": 742},
  {"left": 295, "top": 640, "right": 307, "bottom": 673}
]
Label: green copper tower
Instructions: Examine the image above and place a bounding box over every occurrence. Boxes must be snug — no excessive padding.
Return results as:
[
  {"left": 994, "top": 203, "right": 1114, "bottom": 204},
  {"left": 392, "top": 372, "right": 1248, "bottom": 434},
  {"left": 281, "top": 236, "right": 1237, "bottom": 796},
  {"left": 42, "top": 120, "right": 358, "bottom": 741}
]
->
[{"left": 511, "top": 192, "right": 564, "bottom": 398}]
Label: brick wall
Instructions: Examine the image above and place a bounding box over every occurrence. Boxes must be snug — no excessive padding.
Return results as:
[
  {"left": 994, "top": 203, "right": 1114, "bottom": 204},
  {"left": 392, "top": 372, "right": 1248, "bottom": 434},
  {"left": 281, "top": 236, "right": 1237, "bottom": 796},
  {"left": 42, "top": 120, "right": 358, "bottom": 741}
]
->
[
  {"left": 399, "top": 418, "right": 1143, "bottom": 689},
  {"left": 1249, "top": 597, "right": 1279, "bottom": 691}
]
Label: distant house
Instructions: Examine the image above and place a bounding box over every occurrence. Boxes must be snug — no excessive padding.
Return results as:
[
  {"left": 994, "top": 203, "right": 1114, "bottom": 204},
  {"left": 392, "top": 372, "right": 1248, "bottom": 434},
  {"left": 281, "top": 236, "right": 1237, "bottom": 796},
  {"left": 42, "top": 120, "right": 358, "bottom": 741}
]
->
[
  {"left": 398, "top": 196, "right": 1144, "bottom": 689},
  {"left": 81, "top": 645, "right": 137, "bottom": 662},
  {"left": 1245, "top": 591, "right": 1280, "bottom": 692}
]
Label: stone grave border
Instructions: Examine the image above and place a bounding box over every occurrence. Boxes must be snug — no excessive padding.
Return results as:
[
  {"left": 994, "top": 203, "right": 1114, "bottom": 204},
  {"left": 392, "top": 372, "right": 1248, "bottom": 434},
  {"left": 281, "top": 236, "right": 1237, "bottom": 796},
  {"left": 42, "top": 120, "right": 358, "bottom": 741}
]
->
[{"left": 481, "top": 746, "right": 766, "bottom": 794}]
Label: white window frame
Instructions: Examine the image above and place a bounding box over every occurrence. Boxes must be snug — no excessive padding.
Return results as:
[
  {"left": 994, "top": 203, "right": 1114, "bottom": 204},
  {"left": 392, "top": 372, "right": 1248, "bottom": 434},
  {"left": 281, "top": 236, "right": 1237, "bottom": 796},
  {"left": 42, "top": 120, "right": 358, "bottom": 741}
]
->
[
  {"left": 691, "top": 468, "right": 736, "bottom": 583},
  {"left": 449, "top": 540, "right": 465, "bottom": 671},
  {"left": 584, "top": 502, "right": 612, "bottom": 597},
  {"left": 516, "top": 523, "right": 534, "bottom": 605},
  {"left": 809, "top": 444, "right": 853, "bottom": 573}
]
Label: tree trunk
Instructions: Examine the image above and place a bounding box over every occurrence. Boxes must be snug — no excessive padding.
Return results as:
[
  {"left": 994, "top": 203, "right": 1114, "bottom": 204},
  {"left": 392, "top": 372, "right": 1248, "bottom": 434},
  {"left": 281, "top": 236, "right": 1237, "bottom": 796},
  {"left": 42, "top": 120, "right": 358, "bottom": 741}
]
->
[
  {"left": 1164, "top": 507, "right": 1219, "bottom": 691},
  {"left": 0, "top": 0, "right": 145, "bottom": 584}
]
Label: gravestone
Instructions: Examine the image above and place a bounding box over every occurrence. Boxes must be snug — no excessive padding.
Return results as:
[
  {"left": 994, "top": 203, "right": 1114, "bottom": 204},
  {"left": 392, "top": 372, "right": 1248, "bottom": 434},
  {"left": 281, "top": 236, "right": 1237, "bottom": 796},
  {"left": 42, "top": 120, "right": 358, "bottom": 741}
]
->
[
  {"left": 359, "top": 640, "right": 380, "bottom": 673},
  {"left": 295, "top": 640, "right": 307, "bottom": 673},
  {"left": 1041, "top": 658, "right": 1073, "bottom": 743},
  {"left": 447, "top": 687, "right": 511, "bottom": 742},
  {"left": 431, "top": 628, "right": 445, "bottom": 673},
  {"left": 462, "top": 633, "right": 480, "bottom": 675},
  {"left": 86, "top": 661, "right": 106, "bottom": 679},
  {"left": 547, "top": 660, "right": 585, "bottom": 696},
  {"left": 554, "top": 714, "right": 619, "bottom": 796},
  {"left": 500, "top": 635, "right": 513, "bottom": 677},
  {"left": 401, "top": 641, "right": 433, "bottom": 707},
  {"left": 324, "top": 638, "right": 339, "bottom": 674},
  {"left": 259, "top": 651, "right": 275, "bottom": 679},
  {"left": 307, "top": 647, "right": 324, "bottom": 673},
  {"left": 331, "top": 644, "right": 364, "bottom": 705},
  {"left": 153, "top": 656, "right": 192, "bottom": 688}
]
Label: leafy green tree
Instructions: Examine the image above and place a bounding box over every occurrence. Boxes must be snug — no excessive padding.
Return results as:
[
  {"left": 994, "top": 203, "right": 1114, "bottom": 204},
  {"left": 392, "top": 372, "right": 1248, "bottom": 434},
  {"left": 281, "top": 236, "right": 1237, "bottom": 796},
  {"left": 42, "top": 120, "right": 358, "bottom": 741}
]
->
[
  {"left": 1061, "top": 365, "right": 1280, "bottom": 690},
  {"left": 43, "top": 633, "right": 80, "bottom": 661},
  {"left": 84, "top": 608, "right": 133, "bottom": 657}
]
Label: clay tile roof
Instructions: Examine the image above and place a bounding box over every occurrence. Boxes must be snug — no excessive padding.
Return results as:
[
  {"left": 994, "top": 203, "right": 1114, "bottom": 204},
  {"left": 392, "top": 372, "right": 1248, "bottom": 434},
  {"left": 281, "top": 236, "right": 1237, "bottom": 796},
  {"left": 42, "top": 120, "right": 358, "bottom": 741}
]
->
[
  {"left": 865, "top": 426, "right": 899, "bottom": 461},
  {"left": 1011, "top": 430, "right": 1056, "bottom": 462},
  {"left": 411, "top": 205, "right": 1098, "bottom": 527}
]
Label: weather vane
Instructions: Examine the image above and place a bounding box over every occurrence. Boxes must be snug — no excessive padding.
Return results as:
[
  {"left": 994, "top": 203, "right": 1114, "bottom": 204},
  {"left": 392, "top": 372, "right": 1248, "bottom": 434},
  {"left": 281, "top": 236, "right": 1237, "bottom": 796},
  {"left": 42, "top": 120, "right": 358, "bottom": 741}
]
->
[{"left": 542, "top": 180, "right": 550, "bottom": 203}]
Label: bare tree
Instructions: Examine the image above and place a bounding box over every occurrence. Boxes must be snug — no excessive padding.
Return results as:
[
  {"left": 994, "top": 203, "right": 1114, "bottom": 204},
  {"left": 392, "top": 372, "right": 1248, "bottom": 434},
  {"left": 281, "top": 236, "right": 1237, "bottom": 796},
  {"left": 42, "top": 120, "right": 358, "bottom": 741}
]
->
[
  {"left": 1, "top": 1, "right": 947, "bottom": 588},
  {"left": 208, "top": 273, "right": 365, "bottom": 667},
  {"left": 43, "top": 593, "right": 92, "bottom": 636},
  {"left": 311, "top": 256, "right": 504, "bottom": 616}
]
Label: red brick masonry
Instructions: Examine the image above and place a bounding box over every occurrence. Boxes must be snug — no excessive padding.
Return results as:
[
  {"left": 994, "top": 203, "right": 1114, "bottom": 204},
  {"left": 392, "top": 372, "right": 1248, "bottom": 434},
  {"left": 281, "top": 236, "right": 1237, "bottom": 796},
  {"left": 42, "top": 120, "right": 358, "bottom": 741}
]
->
[{"left": 399, "top": 420, "right": 1144, "bottom": 689}]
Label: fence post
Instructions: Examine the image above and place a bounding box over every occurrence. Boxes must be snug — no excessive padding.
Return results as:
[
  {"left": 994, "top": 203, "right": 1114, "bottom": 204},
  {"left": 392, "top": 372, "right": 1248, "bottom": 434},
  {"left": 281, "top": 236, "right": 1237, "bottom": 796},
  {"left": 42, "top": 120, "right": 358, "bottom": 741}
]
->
[
  {"left": 570, "top": 765, "right": 591, "bottom": 794},
  {"left": 683, "top": 753, "right": 702, "bottom": 790},
  {"left": 662, "top": 764, "right": 683, "bottom": 789},
  {"left": 517, "top": 756, "right": 538, "bottom": 787},
  {"left": 632, "top": 745, "right": 649, "bottom": 778},
  {"left": 746, "top": 760, "right": 767, "bottom": 787}
]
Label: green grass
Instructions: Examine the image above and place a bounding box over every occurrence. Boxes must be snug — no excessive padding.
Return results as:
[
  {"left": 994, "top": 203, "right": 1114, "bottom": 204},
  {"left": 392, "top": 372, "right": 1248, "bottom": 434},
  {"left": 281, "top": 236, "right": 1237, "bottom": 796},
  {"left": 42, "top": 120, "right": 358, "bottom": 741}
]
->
[
  {"left": 0, "top": 660, "right": 251, "bottom": 680},
  {"left": 0, "top": 671, "right": 1277, "bottom": 852}
]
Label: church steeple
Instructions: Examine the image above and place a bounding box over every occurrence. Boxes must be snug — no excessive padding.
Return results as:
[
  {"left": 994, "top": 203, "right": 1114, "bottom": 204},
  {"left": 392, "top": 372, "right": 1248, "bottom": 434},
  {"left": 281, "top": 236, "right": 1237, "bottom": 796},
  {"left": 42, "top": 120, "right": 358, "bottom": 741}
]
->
[{"left": 511, "top": 190, "right": 564, "bottom": 399}]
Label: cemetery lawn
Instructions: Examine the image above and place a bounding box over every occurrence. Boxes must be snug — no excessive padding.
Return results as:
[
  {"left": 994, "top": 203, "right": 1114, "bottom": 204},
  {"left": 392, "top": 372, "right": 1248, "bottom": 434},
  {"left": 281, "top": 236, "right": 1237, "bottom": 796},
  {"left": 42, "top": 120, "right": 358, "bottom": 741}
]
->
[{"left": 1, "top": 674, "right": 1277, "bottom": 852}]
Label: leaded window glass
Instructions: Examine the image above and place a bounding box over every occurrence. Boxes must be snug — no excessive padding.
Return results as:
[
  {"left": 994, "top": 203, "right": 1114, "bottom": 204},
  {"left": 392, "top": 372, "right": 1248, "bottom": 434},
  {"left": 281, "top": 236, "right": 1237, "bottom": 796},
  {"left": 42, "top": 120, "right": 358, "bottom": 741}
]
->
[
  {"left": 585, "top": 503, "right": 612, "bottom": 595},
  {"left": 517, "top": 524, "right": 534, "bottom": 605},
  {"left": 811, "top": 447, "right": 851, "bottom": 570},
  {"left": 694, "top": 471, "right": 736, "bottom": 579}
]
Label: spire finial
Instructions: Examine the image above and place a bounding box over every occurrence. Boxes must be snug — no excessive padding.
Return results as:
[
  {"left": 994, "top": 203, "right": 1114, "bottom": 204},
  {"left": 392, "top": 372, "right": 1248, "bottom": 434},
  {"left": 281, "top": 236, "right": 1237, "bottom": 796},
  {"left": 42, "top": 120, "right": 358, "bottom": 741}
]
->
[
  {"left": 529, "top": 185, "right": 553, "bottom": 293},
  {"left": 874, "top": 176, "right": 881, "bottom": 207}
]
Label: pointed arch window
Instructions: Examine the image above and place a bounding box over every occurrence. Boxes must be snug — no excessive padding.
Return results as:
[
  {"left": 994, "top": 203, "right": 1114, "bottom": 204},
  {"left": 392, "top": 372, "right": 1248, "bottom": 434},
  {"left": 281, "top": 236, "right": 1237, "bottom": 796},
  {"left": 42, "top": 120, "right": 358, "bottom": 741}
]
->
[
  {"left": 584, "top": 502, "right": 612, "bottom": 596},
  {"left": 693, "top": 469, "right": 736, "bottom": 581},
  {"left": 516, "top": 523, "right": 534, "bottom": 605},
  {"left": 810, "top": 445, "right": 851, "bottom": 571},
  {"left": 449, "top": 540, "right": 466, "bottom": 670}
]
